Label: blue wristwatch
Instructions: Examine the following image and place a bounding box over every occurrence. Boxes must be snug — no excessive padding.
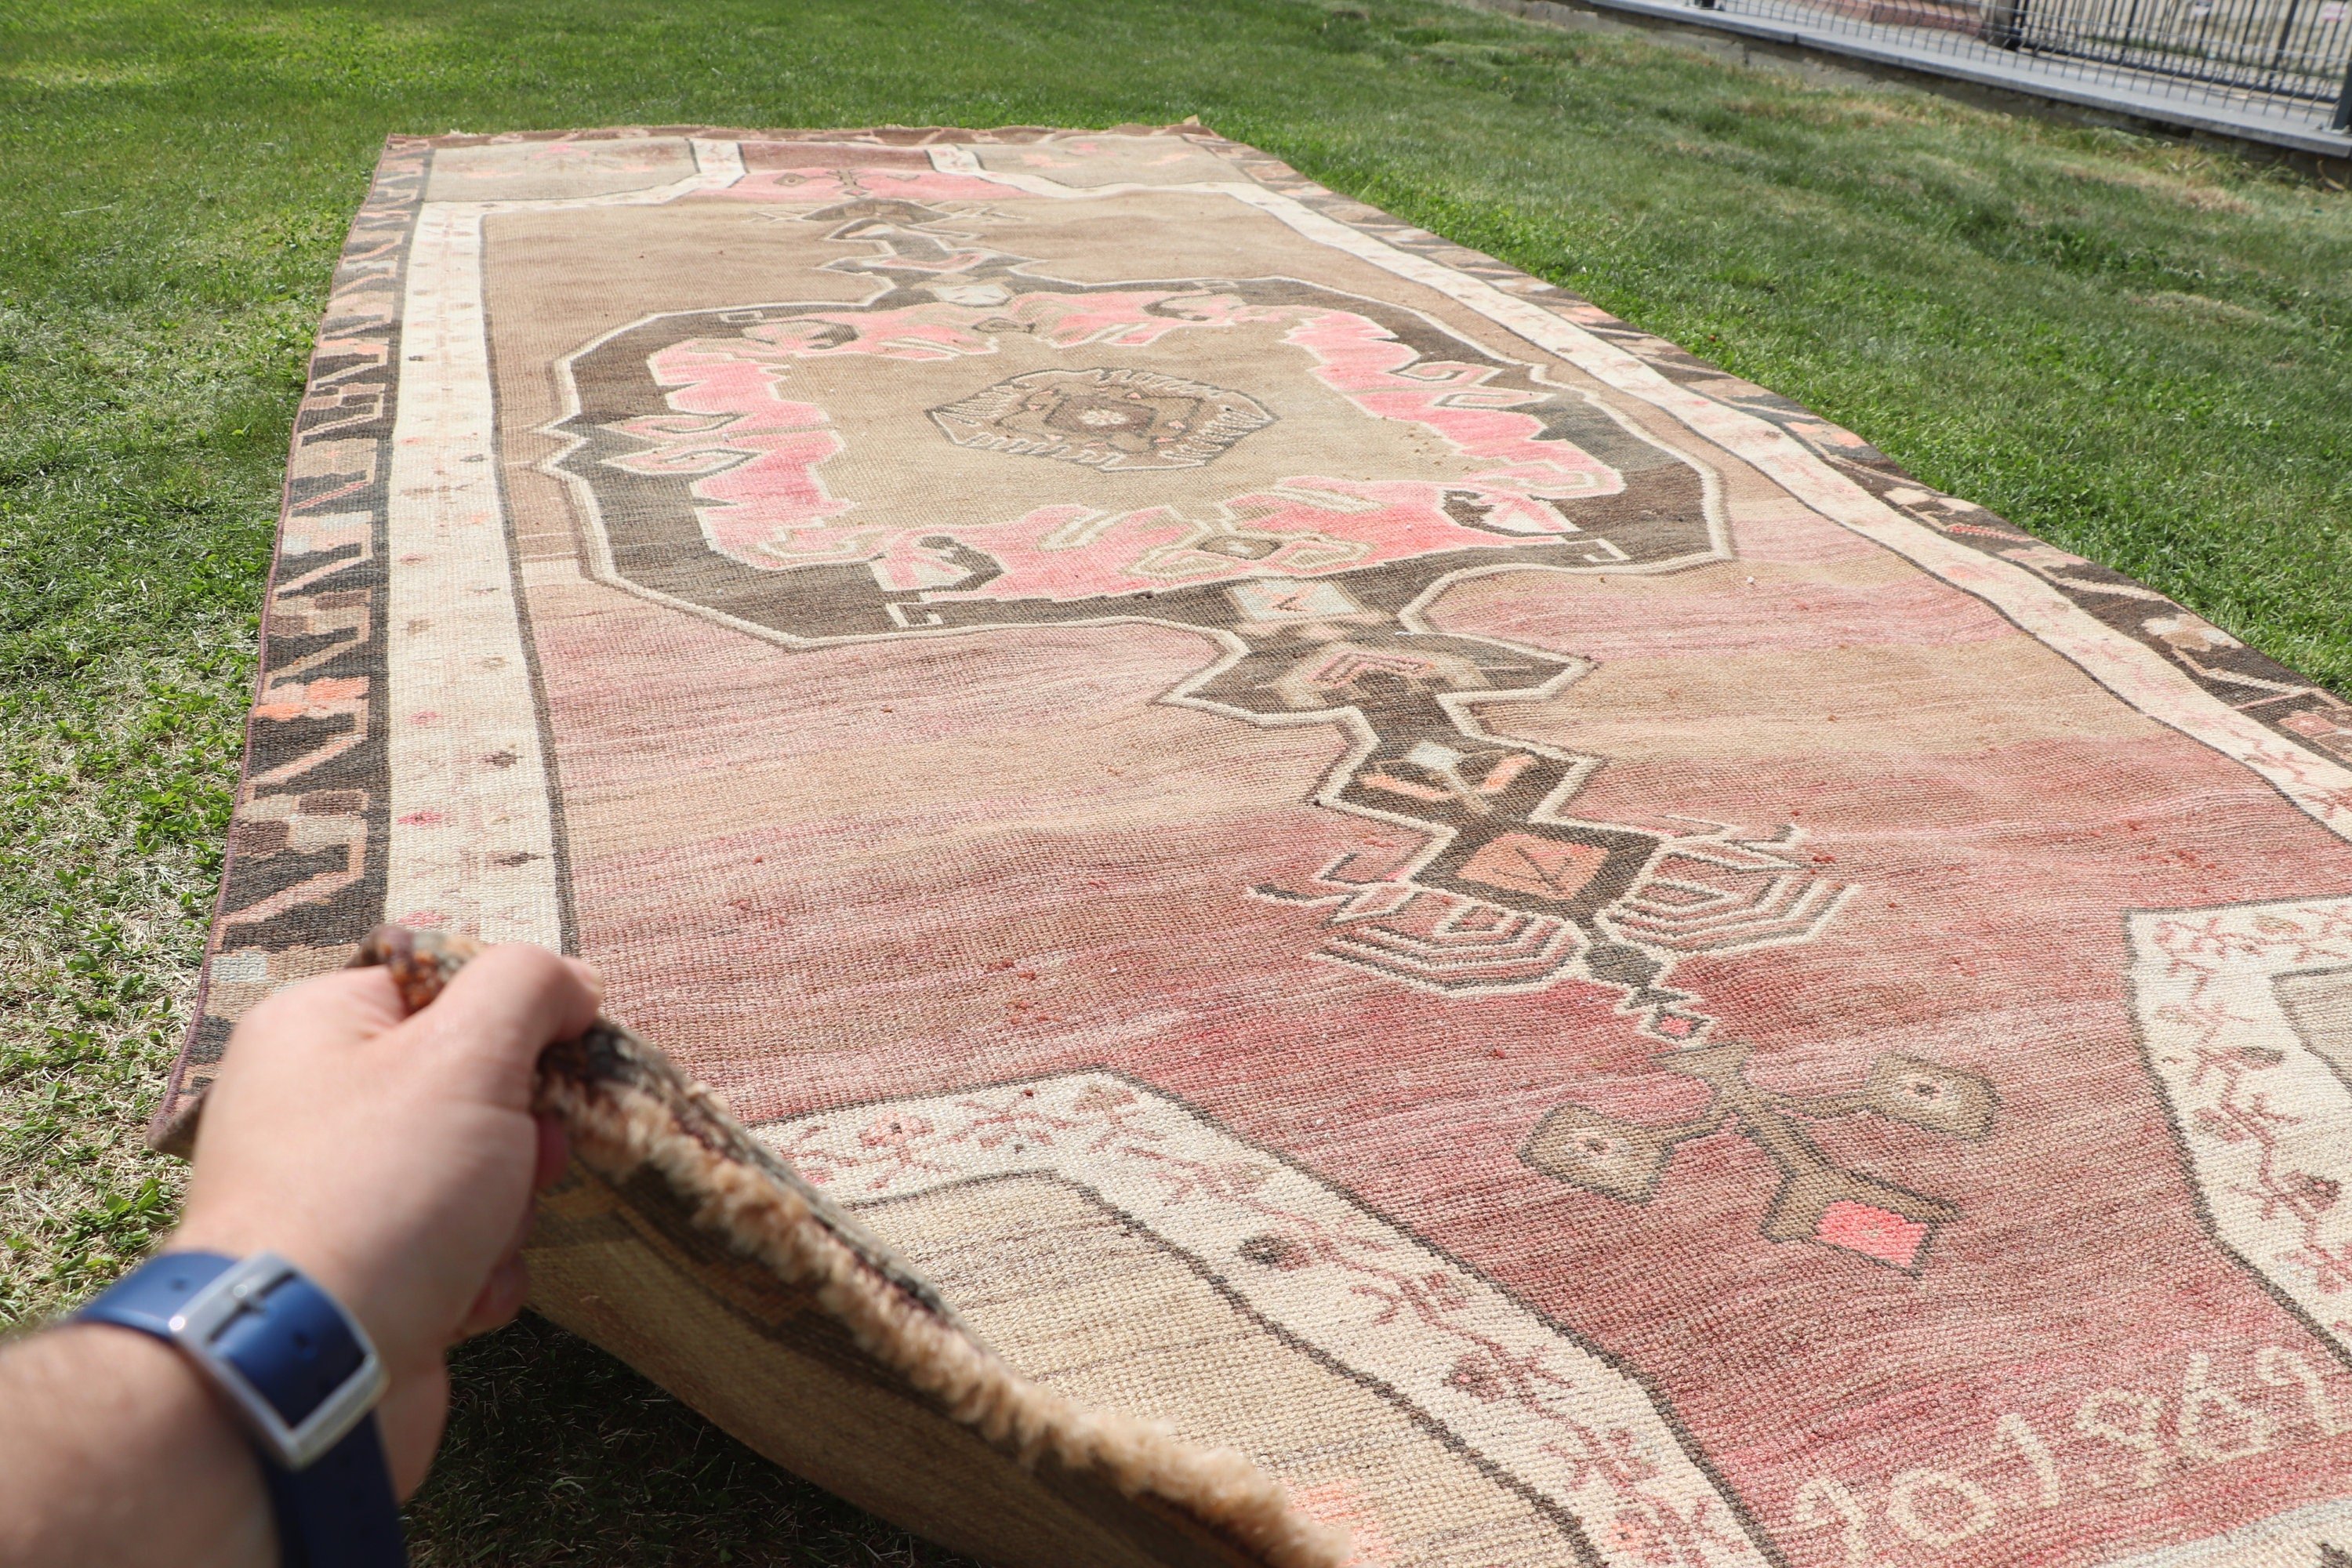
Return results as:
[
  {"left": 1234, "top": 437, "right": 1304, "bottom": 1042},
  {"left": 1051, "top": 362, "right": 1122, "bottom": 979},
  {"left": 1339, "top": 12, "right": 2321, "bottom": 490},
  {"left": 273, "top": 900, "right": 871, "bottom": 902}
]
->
[{"left": 73, "top": 1251, "right": 406, "bottom": 1567}]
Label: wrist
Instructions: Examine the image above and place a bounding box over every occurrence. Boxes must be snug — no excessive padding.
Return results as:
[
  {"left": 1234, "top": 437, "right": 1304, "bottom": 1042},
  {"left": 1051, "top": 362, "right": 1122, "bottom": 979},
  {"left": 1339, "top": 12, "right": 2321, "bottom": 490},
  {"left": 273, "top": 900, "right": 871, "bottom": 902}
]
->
[
  {"left": 164, "top": 1210, "right": 450, "bottom": 1497},
  {"left": 69, "top": 1250, "right": 408, "bottom": 1567},
  {"left": 165, "top": 1214, "right": 397, "bottom": 1374}
]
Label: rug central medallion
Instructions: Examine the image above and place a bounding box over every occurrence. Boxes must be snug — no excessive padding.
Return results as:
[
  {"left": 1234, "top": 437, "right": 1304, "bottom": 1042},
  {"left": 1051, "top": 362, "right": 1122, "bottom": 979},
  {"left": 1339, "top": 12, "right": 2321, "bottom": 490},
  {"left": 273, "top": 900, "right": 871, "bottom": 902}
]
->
[
  {"left": 547, "top": 196, "right": 1979, "bottom": 1271},
  {"left": 929, "top": 367, "right": 1273, "bottom": 471},
  {"left": 550, "top": 199, "right": 1842, "bottom": 1034}
]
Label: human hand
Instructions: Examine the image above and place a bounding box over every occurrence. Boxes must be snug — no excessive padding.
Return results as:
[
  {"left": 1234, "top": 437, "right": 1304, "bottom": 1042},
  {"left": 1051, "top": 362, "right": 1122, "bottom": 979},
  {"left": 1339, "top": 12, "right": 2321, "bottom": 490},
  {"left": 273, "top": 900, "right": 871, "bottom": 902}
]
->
[{"left": 169, "top": 944, "right": 600, "bottom": 1497}]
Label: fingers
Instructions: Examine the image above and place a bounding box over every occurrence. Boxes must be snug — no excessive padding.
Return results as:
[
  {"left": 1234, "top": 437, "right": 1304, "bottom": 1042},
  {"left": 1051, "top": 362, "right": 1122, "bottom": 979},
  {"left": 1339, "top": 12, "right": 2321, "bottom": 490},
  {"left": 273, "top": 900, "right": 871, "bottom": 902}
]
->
[
  {"left": 456, "top": 1253, "right": 531, "bottom": 1341},
  {"left": 405, "top": 944, "right": 602, "bottom": 1104},
  {"left": 234, "top": 966, "right": 408, "bottom": 1054},
  {"left": 451, "top": 1120, "right": 561, "bottom": 1342}
]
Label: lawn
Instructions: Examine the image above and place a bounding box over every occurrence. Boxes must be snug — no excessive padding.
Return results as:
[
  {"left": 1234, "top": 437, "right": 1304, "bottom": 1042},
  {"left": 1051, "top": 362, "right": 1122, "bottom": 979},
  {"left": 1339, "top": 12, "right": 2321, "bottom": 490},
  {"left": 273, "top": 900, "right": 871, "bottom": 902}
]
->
[{"left": 1, "top": 0, "right": 2347, "bottom": 1558}]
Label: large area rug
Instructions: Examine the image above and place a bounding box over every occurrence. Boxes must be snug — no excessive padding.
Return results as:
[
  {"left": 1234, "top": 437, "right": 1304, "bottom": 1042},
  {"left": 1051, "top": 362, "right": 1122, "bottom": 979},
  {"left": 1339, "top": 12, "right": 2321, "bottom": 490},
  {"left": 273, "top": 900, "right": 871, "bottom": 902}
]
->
[{"left": 162, "top": 125, "right": 2352, "bottom": 1568}]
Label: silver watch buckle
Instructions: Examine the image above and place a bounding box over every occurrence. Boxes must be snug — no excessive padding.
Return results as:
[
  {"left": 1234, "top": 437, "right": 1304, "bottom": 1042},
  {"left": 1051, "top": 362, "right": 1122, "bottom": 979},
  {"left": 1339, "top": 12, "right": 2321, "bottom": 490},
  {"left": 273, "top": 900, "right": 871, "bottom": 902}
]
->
[{"left": 168, "top": 1251, "right": 387, "bottom": 1471}]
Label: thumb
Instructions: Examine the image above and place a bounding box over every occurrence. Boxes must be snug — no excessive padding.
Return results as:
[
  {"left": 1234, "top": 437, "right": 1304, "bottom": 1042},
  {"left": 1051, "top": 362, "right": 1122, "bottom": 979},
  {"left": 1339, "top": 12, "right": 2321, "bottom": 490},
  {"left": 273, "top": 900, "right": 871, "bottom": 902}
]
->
[{"left": 401, "top": 944, "right": 602, "bottom": 1106}]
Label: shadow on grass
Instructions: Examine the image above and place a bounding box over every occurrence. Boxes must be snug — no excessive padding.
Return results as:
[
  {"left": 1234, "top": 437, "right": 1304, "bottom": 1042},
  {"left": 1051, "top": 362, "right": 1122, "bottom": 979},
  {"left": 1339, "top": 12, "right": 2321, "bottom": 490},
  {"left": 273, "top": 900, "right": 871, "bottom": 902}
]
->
[{"left": 412, "top": 1313, "right": 981, "bottom": 1567}]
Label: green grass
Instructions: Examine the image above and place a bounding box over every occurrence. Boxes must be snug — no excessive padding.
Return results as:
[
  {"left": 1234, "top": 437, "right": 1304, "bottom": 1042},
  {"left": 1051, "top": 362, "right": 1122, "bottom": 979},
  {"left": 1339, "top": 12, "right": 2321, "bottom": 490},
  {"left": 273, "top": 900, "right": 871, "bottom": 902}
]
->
[{"left": 1, "top": 0, "right": 2346, "bottom": 1558}]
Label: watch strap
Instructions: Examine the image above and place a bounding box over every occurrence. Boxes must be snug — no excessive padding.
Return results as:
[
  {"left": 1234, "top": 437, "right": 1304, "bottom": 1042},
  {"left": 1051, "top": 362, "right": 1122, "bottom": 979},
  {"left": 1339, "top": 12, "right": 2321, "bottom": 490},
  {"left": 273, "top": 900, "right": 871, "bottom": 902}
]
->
[
  {"left": 74, "top": 1251, "right": 406, "bottom": 1568},
  {"left": 255, "top": 1417, "right": 403, "bottom": 1568}
]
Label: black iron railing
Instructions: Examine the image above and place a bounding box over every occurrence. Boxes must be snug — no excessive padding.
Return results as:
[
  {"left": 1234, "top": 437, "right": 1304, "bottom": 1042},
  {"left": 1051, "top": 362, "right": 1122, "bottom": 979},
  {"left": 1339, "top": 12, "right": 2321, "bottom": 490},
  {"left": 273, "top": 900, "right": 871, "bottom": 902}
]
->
[{"left": 1681, "top": 0, "right": 2352, "bottom": 132}]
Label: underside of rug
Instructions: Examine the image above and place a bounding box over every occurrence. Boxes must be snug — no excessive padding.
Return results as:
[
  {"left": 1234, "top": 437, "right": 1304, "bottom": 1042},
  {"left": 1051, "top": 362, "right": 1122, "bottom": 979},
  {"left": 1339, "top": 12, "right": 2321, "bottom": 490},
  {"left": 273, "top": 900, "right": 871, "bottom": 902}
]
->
[{"left": 163, "top": 123, "right": 2352, "bottom": 1568}]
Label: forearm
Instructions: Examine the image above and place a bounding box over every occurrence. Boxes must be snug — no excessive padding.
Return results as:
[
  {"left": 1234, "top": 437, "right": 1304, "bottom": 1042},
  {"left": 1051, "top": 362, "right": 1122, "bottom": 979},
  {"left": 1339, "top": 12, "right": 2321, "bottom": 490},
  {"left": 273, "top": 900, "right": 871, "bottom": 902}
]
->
[
  {"left": 0, "top": 946, "right": 597, "bottom": 1564},
  {"left": 0, "top": 1324, "right": 274, "bottom": 1568}
]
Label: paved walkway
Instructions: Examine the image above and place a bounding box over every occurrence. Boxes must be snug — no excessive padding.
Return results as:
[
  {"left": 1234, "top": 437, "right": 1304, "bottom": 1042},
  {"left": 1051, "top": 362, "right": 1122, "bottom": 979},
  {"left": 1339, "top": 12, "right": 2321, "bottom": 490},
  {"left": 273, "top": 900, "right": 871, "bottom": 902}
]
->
[{"left": 1476, "top": 0, "right": 2352, "bottom": 158}]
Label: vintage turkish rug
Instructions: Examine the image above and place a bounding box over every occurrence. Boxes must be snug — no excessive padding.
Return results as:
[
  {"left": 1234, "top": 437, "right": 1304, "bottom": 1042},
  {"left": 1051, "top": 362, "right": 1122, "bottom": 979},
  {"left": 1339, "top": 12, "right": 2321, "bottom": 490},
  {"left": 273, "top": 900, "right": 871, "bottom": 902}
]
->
[{"left": 163, "top": 125, "right": 2352, "bottom": 1568}]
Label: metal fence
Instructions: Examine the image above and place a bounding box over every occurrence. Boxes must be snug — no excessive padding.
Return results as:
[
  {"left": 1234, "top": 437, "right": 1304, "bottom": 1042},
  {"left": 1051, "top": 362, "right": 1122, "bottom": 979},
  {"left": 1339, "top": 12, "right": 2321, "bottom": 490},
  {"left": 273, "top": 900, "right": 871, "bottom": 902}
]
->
[{"left": 1690, "top": 0, "right": 2352, "bottom": 132}]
